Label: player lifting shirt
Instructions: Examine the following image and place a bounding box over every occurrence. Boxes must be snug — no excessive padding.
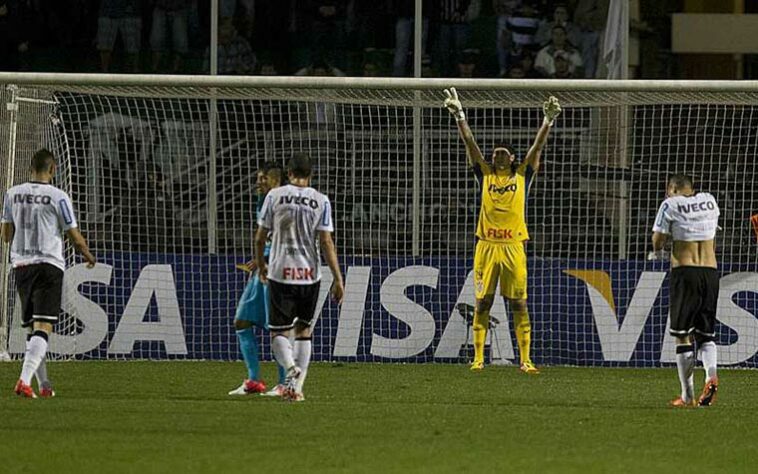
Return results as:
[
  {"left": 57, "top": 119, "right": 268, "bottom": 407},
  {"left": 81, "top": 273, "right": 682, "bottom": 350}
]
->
[{"left": 651, "top": 174, "right": 720, "bottom": 407}]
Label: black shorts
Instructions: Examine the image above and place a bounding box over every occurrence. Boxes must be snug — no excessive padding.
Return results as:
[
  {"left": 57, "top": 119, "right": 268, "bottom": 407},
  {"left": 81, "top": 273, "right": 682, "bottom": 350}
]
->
[
  {"left": 13, "top": 263, "right": 64, "bottom": 328},
  {"left": 268, "top": 280, "right": 321, "bottom": 331},
  {"left": 669, "top": 266, "right": 719, "bottom": 338}
]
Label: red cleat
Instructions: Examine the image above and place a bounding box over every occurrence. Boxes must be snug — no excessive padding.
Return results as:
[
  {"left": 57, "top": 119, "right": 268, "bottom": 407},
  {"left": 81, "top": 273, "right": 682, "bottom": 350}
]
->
[
  {"left": 698, "top": 377, "right": 719, "bottom": 407},
  {"left": 228, "top": 379, "right": 267, "bottom": 395},
  {"left": 39, "top": 386, "right": 56, "bottom": 398},
  {"left": 14, "top": 380, "right": 37, "bottom": 399},
  {"left": 669, "top": 396, "right": 696, "bottom": 408},
  {"left": 244, "top": 379, "right": 267, "bottom": 394}
]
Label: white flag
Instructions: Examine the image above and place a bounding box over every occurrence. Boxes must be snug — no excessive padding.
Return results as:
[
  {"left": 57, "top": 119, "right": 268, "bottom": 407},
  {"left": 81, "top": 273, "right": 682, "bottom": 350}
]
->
[{"left": 603, "top": 0, "right": 628, "bottom": 79}]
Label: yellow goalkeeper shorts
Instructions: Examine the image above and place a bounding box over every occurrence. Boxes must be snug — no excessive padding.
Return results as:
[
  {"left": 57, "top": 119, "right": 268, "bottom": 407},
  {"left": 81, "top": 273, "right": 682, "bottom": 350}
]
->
[{"left": 473, "top": 240, "right": 528, "bottom": 300}]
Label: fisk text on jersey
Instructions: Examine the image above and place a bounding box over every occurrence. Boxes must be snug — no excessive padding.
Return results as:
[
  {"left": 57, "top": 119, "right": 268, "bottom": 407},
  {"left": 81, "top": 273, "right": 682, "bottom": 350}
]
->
[
  {"left": 486, "top": 228, "right": 514, "bottom": 239},
  {"left": 282, "top": 267, "right": 315, "bottom": 280}
]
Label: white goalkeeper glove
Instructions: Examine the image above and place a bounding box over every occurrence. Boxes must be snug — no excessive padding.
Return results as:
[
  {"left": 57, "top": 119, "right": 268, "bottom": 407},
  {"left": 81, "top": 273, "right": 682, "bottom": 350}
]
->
[
  {"left": 443, "top": 87, "right": 465, "bottom": 121},
  {"left": 543, "top": 95, "right": 561, "bottom": 126}
]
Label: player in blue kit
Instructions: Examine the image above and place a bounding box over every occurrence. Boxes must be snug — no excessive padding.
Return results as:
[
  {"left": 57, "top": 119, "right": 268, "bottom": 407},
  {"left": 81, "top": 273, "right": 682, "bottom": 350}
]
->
[{"left": 228, "top": 161, "right": 287, "bottom": 396}]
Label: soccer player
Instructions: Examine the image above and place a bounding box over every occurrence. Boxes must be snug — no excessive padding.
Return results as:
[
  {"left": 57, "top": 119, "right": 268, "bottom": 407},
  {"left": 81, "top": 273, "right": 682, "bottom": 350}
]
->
[
  {"left": 228, "top": 162, "right": 288, "bottom": 396},
  {"left": 1, "top": 149, "right": 96, "bottom": 398},
  {"left": 651, "top": 174, "right": 720, "bottom": 407},
  {"left": 255, "top": 153, "right": 344, "bottom": 402},
  {"left": 443, "top": 87, "right": 561, "bottom": 373}
]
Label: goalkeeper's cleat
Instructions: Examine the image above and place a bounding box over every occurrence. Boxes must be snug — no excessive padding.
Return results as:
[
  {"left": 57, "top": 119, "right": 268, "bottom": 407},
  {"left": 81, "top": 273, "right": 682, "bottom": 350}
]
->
[
  {"left": 228, "top": 379, "right": 267, "bottom": 396},
  {"left": 470, "top": 360, "right": 484, "bottom": 371},
  {"left": 282, "top": 366, "right": 302, "bottom": 401},
  {"left": 519, "top": 361, "right": 540, "bottom": 375},
  {"left": 39, "top": 384, "right": 55, "bottom": 398},
  {"left": 14, "top": 380, "right": 37, "bottom": 399},
  {"left": 698, "top": 377, "right": 719, "bottom": 407},
  {"left": 261, "top": 384, "right": 286, "bottom": 397},
  {"left": 669, "top": 396, "right": 697, "bottom": 408}
]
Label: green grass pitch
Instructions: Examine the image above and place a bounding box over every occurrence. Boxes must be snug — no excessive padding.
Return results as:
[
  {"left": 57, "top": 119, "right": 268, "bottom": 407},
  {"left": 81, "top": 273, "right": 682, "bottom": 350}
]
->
[{"left": 1, "top": 361, "right": 756, "bottom": 473}]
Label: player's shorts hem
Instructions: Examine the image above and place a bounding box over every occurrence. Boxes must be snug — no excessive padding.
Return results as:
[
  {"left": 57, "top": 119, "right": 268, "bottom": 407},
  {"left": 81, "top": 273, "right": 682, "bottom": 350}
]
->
[
  {"left": 233, "top": 316, "right": 267, "bottom": 328},
  {"left": 268, "top": 323, "right": 295, "bottom": 331},
  {"left": 294, "top": 317, "right": 319, "bottom": 328},
  {"left": 669, "top": 327, "right": 695, "bottom": 336},
  {"left": 693, "top": 328, "right": 716, "bottom": 337},
  {"left": 32, "top": 314, "right": 58, "bottom": 322}
]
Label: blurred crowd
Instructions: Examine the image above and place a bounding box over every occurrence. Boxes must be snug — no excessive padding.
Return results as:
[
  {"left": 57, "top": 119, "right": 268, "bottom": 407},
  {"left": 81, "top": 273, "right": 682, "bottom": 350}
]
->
[{"left": 0, "top": 0, "right": 611, "bottom": 78}]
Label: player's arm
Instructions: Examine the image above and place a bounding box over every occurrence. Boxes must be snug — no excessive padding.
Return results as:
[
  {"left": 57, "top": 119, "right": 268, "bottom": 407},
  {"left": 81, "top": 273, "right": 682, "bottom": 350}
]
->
[
  {"left": 443, "top": 88, "right": 487, "bottom": 169},
  {"left": 239, "top": 195, "right": 265, "bottom": 272},
  {"left": 524, "top": 96, "right": 561, "bottom": 173},
  {"left": 237, "top": 259, "right": 257, "bottom": 273},
  {"left": 65, "top": 228, "right": 96, "bottom": 268},
  {"left": 254, "top": 193, "right": 274, "bottom": 282},
  {"left": 242, "top": 192, "right": 266, "bottom": 273},
  {"left": 254, "top": 226, "right": 269, "bottom": 283},
  {"left": 320, "top": 230, "right": 344, "bottom": 304},
  {"left": 56, "top": 194, "right": 95, "bottom": 267},
  {"left": 648, "top": 201, "right": 671, "bottom": 260},
  {"left": 316, "top": 199, "right": 344, "bottom": 303},
  {"left": 1, "top": 192, "right": 13, "bottom": 244},
  {"left": 0, "top": 223, "right": 13, "bottom": 244},
  {"left": 652, "top": 232, "right": 668, "bottom": 251}
]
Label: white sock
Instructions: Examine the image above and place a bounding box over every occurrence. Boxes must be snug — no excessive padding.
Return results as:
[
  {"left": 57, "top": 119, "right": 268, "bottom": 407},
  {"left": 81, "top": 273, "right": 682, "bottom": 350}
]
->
[
  {"left": 699, "top": 341, "right": 718, "bottom": 382},
  {"left": 294, "top": 338, "right": 312, "bottom": 393},
  {"left": 28, "top": 336, "right": 50, "bottom": 388},
  {"left": 20, "top": 334, "right": 49, "bottom": 385},
  {"left": 36, "top": 355, "right": 49, "bottom": 388},
  {"left": 272, "top": 334, "right": 295, "bottom": 371},
  {"left": 675, "top": 344, "right": 695, "bottom": 402}
]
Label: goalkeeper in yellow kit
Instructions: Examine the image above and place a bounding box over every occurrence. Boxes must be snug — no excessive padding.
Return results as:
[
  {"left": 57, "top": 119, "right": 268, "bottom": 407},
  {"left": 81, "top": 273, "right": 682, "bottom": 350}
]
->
[{"left": 444, "top": 88, "right": 561, "bottom": 374}]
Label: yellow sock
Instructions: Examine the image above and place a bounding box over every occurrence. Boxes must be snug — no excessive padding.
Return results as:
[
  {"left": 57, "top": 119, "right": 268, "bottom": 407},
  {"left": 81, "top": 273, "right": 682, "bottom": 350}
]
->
[
  {"left": 514, "top": 310, "right": 532, "bottom": 365},
  {"left": 472, "top": 310, "right": 490, "bottom": 364}
]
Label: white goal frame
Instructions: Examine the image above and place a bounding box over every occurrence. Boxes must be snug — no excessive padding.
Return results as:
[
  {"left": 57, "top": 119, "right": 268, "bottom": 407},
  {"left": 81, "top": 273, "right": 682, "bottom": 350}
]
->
[{"left": 2, "top": 73, "right": 758, "bottom": 366}]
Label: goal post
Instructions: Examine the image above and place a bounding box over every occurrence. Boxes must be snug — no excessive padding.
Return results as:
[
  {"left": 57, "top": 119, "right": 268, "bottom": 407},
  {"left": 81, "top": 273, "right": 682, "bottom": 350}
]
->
[{"left": 1, "top": 72, "right": 758, "bottom": 367}]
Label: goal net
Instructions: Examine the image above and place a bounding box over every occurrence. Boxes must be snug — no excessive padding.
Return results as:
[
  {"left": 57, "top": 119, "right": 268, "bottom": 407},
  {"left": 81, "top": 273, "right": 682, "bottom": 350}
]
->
[{"left": 2, "top": 74, "right": 758, "bottom": 367}]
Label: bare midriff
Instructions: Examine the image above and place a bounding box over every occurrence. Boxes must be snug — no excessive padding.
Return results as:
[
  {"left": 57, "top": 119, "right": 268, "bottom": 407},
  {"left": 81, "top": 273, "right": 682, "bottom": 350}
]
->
[{"left": 671, "top": 239, "right": 717, "bottom": 269}]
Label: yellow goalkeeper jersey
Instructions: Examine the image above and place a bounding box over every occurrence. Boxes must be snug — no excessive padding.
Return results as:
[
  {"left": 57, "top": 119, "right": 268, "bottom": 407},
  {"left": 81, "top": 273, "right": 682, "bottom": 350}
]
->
[{"left": 474, "top": 161, "right": 535, "bottom": 243}]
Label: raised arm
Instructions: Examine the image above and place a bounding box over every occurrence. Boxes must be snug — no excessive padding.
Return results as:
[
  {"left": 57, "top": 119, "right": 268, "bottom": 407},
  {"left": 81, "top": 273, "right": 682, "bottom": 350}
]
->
[
  {"left": 524, "top": 96, "right": 561, "bottom": 172},
  {"left": 444, "top": 88, "right": 487, "bottom": 169}
]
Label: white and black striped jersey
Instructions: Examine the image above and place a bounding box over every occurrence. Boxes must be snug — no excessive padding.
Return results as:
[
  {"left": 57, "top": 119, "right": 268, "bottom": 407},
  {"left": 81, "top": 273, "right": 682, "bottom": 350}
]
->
[
  {"left": 652, "top": 192, "right": 719, "bottom": 241},
  {"left": 1, "top": 182, "right": 78, "bottom": 270},
  {"left": 258, "top": 184, "right": 333, "bottom": 285}
]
